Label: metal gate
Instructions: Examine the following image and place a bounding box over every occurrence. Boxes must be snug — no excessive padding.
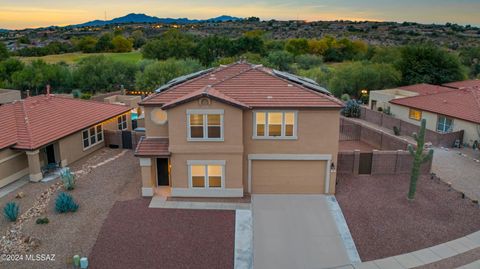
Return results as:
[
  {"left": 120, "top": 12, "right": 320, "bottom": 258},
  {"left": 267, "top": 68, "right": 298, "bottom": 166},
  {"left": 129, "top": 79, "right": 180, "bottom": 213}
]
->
[
  {"left": 121, "top": 131, "right": 133, "bottom": 149},
  {"left": 358, "top": 152, "right": 372, "bottom": 174}
]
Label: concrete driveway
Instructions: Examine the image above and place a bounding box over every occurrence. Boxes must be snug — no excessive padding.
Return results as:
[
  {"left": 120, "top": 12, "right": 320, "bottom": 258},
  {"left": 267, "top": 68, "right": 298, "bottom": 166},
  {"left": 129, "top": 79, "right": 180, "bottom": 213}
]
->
[{"left": 252, "top": 195, "right": 356, "bottom": 269}]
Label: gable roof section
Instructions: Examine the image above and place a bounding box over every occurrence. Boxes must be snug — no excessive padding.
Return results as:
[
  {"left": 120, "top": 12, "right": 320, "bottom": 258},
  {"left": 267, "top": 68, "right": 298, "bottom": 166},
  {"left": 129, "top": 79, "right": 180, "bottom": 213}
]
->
[
  {"left": 0, "top": 95, "right": 131, "bottom": 150},
  {"left": 398, "top": 83, "right": 454, "bottom": 95},
  {"left": 162, "top": 86, "right": 250, "bottom": 109},
  {"left": 390, "top": 87, "right": 480, "bottom": 124},
  {"left": 140, "top": 62, "right": 343, "bottom": 109},
  {"left": 443, "top": 80, "right": 480, "bottom": 89}
]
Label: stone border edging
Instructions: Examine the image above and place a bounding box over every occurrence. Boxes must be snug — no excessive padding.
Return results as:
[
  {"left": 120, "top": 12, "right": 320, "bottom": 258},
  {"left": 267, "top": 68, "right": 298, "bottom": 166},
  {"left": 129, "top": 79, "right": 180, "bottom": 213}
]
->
[{"left": 351, "top": 230, "right": 480, "bottom": 269}]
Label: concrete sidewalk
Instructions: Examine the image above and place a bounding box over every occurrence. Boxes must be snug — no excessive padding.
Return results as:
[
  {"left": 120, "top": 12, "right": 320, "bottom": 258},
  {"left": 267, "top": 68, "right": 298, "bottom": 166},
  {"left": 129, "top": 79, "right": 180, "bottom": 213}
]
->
[{"left": 252, "top": 195, "right": 355, "bottom": 269}]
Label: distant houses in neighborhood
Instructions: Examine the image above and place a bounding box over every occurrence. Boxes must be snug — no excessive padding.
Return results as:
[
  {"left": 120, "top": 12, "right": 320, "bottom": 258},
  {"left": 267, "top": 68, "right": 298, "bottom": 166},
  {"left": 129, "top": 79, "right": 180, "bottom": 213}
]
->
[{"left": 369, "top": 80, "right": 480, "bottom": 146}]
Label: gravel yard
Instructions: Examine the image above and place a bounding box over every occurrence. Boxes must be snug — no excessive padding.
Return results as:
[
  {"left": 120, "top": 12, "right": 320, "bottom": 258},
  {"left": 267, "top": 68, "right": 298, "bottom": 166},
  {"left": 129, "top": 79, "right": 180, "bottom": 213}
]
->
[
  {"left": 0, "top": 148, "right": 141, "bottom": 269},
  {"left": 89, "top": 198, "right": 235, "bottom": 269},
  {"left": 336, "top": 174, "right": 480, "bottom": 261}
]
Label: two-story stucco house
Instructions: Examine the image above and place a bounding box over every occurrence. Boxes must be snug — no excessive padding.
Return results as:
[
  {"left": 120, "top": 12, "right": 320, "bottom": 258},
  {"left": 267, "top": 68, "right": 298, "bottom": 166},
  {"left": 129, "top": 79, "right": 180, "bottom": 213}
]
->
[{"left": 135, "top": 62, "right": 343, "bottom": 198}]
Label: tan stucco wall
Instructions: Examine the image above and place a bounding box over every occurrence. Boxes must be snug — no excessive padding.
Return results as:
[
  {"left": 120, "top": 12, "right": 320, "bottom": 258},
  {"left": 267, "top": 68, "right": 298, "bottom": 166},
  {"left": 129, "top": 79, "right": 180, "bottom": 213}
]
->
[
  {"left": 243, "top": 108, "right": 340, "bottom": 193},
  {"left": 58, "top": 131, "right": 105, "bottom": 166},
  {"left": 144, "top": 106, "right": 169, "bottom": 137},
  {"left": 251, "top": 160, "right": 327, "bottom": 194},
  {"left": 0, "top": 148, "right": 28, "bottom": 188},
  {"left": 389, "top": 104, "right": 480, "bottom": 144},
  {"left": 0, "top": 89, "right": 21, "bottom": 104},
  {"left": 369, "top": 89, "right": 418, "bottom": 110}
]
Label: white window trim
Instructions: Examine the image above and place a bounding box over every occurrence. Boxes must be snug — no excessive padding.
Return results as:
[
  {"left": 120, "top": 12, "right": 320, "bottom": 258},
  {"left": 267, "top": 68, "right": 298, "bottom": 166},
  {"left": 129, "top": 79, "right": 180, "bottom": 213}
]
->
[
  {"left": 252, "top": 110, "right": 298, "bottom": 140},
  {"left": 82, "top": 124, "right": 104, "bottom": 151},
  {"left": 436, "top": 115, "right": 454, "bottom": 133},
  {"left": 186, "top": 109, "right": 224, "bottom": 141},
  {"left": 117, "top": 114, "right": 128, "bottom": 131},
  {"left": 187, "top": 160, "right": 226, "bottom": 189}
]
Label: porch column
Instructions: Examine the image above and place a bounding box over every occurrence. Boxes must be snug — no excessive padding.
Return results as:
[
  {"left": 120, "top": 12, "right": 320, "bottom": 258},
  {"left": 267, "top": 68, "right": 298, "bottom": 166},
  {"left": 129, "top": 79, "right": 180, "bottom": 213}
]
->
[
  {"left": 139, "top": 158, "right": 154, "bottom": 197},
  {"left": 26, "top": 150, "right": 43, "bottom": 182}
]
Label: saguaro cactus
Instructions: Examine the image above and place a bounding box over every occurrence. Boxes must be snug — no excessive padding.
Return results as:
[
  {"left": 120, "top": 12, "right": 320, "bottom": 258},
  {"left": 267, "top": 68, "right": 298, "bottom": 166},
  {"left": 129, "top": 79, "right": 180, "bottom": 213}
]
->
[{"left": 407, "top": 119, "right": 434, "bottom": 200}]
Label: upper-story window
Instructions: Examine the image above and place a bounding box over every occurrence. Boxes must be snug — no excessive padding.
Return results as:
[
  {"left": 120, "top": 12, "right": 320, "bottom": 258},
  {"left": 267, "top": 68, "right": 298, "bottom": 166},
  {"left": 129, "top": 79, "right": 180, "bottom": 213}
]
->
[
  {"left": 253, "top": 111, "right": 297, "bottom": 139},
  {"left": 117, "top": 114, "right": 128, "bottom": 130},
  {"left": 82, "top": 124, "right": 103, "bottom": 150},
  {"left": 409, "top": 109, "right": 422, "bottom": 121},
  {"left": 187, "top": 109, "right": 224, "bottom": 141}
]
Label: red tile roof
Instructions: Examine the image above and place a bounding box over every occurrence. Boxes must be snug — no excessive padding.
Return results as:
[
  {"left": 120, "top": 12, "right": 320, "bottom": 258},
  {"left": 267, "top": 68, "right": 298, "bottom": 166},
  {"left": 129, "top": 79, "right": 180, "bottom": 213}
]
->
[
  {"left": 141, "top": 62, "right": 343, "bottom": 109},
  {"left": 390, "top": 87, "right": 480, "bottom": 124},
  {"left": 134, "top": 137, "right": 170, "bottom": 157},
  {"left": 443, "top": 80, "right": 480, "bottom": 89},
  {"left": 398, "top": 83, "right": 454, "bottom": 95},
  {"left": 0, "top": 95, "right": 131, "bottom": 150},
  {"left": 162, "top": 86, "right": 250, "bottom": 109}
]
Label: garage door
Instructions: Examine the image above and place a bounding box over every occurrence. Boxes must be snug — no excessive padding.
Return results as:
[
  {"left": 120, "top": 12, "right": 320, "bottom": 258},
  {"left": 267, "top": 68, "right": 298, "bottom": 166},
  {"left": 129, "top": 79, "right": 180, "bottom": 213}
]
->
[{"left": 251, "top": 160, "right": 327, "bottom": 194}]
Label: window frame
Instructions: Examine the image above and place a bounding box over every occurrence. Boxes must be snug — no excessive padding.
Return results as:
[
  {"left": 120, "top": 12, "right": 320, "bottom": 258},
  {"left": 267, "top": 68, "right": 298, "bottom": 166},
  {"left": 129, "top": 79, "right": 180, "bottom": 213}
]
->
[
  {"left": 186, "top": 109, "right": 224, "bottom": 141},
  {"left": 436, "top": 115, "right": 454, "bottom": 133},
  {"left": 252, "top": 110, "right": 298, "bottom": 140},
  {"left": 117, "top": 114, "right": 128, "bottom": 130},
  {"left": 408, "top": 108, "right": 422, "bottom": 121},
  {"left": 82, "top": 124, "right": 104, "bottom": 150},
  {"left": 187, "top": 160, "right": 226, "bottom": 189}
]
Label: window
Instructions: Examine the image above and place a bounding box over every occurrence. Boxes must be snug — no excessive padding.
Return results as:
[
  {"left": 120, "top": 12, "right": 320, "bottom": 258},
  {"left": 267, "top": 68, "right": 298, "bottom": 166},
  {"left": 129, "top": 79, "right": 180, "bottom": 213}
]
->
[
  {"left": 409, "top": 109, "right": 422, "bottom": 121},
  {"left": 188, "top": 161, "right": 225, "bottom": 189},
  {"left": 82, "top": 124, "right": 103, "bottom": 149},
  {"left": 187, "top": 110, "right": 224, "bottom": 141},
  {"left": 437, "top": 116, "right": 453, "bottom": 133},
  {"left": 254, "top": 111, "right": 297, "bottom": 139},
  {"left": 117, "top": 114, "right": 127, "bottom": 130}
]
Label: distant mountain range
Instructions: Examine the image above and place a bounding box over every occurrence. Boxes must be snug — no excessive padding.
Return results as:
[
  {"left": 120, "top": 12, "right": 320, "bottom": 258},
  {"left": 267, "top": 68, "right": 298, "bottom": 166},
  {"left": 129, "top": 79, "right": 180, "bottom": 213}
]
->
[{"left": 71, "top": 13, "right": 242, "bottom": 28}]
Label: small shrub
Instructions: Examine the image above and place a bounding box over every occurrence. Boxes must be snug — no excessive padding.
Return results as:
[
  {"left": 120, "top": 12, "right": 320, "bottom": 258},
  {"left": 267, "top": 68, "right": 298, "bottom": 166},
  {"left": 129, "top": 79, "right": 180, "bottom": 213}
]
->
[
  {"left": 3, "top": 202, "right": 20, "bottom": 222},
  {"left": 80, "top": 92, "right": 92, "bottom": 100},
  {"left": 72, "top": 89, "right": 81, "bottom": 99},
  {"left": 383, "top": 106, "right": 392, "bottom": 115},
  {"left": 393, "top": 126, "right": 401, "bottom": 136},
  {"left": 55, "top": 192, "right": 79, "bottom": 213},
  {"left": 340, "top": 94, "right": 351, "bottom": 102},
  {"left": 377, "top": 107, "right": 383, "bottom": 112},
  {"left": 342, "top": 99, "right": 361, "bottom": 118},
  {"left": 60, "top": 168, "right": 76, "bottom": 191},
  {"left": 36, "top": 217, "right": 49, "bottom": 224}
]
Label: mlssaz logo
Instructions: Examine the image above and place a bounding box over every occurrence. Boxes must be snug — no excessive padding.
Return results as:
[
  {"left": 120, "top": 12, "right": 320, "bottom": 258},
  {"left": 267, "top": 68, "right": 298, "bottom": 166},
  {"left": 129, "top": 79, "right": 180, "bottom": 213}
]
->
[{"left": 25, "top": 254, "right": 56, "bottom": 261}]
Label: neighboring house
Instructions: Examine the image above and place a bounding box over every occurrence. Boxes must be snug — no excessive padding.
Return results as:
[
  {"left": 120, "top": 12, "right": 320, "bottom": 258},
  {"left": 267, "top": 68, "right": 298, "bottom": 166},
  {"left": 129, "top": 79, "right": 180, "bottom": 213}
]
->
[
  {"left": 389, "top": 87, "right": 480, "bottom": 145},
  {"left": 443, "top": 79, "right": 480, "bottom": 90},
  {"left": 0, "top": 89, "right": 21, "bottom": 105},
  {"left": 135, "top": 62, "right": 343, "bottom": 198},
  {"left": 368, "top": 83, "right": 453, "bottom": 111},
  {"left": 0, "top": 95, "right": 131, "bottom": 188}
]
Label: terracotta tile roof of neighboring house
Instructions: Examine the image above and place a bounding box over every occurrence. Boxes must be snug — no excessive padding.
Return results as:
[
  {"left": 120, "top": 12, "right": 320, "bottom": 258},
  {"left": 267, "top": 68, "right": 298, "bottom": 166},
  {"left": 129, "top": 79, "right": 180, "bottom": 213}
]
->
[
  {"left": 0, "top": 95, "right": 131, "bottom": 150},
  {"left": 134, "top": 137, "right": 170, "bottom": 157},
  {"left": 398, "top": 83, "right": 454, "bottom": 95},
  {"left": 141, "top": 62, "right": 343, "bottom": 109},
  {"left": 443, "top": 80, "right": 480, "bottom": 89},
  {"left": 390, "top": 87, "right": 480, "bottom": 124}
]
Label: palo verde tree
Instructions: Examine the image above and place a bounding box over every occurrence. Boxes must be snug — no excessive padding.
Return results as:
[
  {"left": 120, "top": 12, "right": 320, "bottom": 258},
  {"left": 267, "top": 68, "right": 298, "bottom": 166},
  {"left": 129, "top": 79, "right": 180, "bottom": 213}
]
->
[{"left": 407, "top": 119, "right": 434, "bottom": 200}]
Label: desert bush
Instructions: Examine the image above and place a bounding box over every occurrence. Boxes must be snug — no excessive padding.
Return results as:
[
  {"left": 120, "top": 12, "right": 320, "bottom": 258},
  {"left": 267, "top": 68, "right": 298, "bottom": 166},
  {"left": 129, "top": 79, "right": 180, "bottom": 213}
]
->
[
  {"left": 72, "top": 89, "right": 81, "bottom": 98},
  {"left": 55, "top": 192, "right": 79, "bottom": 213},
  {"left": 393, "top": 126, "right": 401, "bottom": 136},
  {"left": 36, "top": 217, "right": 49, "bottom": 224},
  {"left": 342, "top": 99, "right": 361, "bottom": 118},
  {"left": 60, "top": 168, "right": 76, "bottom": 191},
  {"left": 3, "top": 202, "right": 19, "bottom": 222},
  {"left": 80, "top": 92, "right": 91, "bottom": 100},
  {"left": 340, "top": 94, "right": 351, "bottom": 102}
]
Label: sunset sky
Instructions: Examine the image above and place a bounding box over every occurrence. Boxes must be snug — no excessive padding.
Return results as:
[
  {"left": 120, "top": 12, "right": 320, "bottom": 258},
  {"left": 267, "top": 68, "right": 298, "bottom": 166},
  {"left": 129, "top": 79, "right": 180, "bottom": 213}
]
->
[{"left": 1, "top": 0, "right": 479, "bottom": 30}]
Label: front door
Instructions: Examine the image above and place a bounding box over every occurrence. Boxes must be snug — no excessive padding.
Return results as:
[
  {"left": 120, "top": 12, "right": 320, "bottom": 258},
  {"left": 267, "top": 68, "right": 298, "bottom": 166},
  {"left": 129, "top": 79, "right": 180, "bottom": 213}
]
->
[
  {"left": 46, "top": 144, "right": 56, "bottom": 164},
  {"left": 156, "top": 158, "right": 170, "bottom": 186}
]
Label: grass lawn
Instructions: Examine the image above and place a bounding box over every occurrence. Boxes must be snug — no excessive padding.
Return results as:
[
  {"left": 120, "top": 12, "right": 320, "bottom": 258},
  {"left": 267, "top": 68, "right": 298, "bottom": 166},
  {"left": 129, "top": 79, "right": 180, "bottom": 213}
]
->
[{"left": 17, "top": 51, "right": 143, "bottom": 65}]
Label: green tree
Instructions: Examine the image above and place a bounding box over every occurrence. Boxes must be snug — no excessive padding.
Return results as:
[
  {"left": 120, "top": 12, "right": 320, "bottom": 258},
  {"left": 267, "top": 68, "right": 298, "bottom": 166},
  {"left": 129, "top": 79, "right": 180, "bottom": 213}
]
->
[
  {"left": 111, "top": 35, "right": 133, "bottom": 52},
  {"left": 398, "top": 44, "right": 465, "bottom": 85},
  {"left": 234, "top": 35, "right": 265, "bottom": 55},
  {"left": 135, "top": 58, "right": 203, "bottom": 91},
  {"left": 0, "top": 42, "right": 9, "bottom": 61},
  {"left": 194, "top": 36, "right": 233, "bottom": 66},
  {"left": 131, "top": 30, "right": 146, "bottom": 49},
  {"left": 73, "top": 56, "right": 137, "bottom": 93},
  {"left": 459, "top": 46, "right": 480, "bottom": 78},
  {"left": 294, "top": 54, "right": 323, "bottom": 70},
  {"left": 266, "top": 50, "right": 294, "bottom": 71},
  {"left": 407, "top": 119, "right": 434, "bottom": 200},
  {"left": 95, "top": 33, "right": 114, "bottom": 52},
  {"left": 285, "top": 38, "right": 309, "bottom": 57},
  {"left": 0, "top": 58, "right": 24, "bottom": 84},
  {"left": 328, "top": 62, "right": 401, "bottom": 97},
  {"left": 141, "top": 29, "right": 195, "bottom": 60},
  {"left": 297, "top": 66, "right": 332, "bottom": 88},
  {"left": 74, "top": 36, "right": 98, "bottom": 53}
]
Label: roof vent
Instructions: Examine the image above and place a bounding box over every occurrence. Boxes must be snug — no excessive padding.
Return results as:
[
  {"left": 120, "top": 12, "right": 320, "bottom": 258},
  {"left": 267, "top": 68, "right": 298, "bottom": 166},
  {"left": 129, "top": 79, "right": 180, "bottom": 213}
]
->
[
  {"left": 267, "top": 96, "right": 273, "bottom": 99},
  {"left": 287, "top": 84, "right": 293, "bottom": 87}
]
